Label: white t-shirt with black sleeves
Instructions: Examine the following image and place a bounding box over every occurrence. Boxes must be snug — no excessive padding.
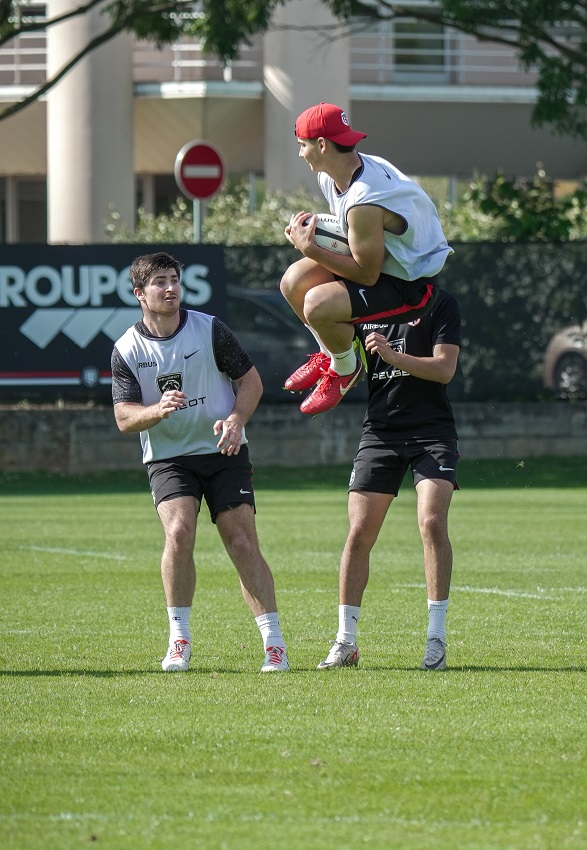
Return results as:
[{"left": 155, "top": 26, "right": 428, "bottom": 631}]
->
[
  {"left": 318, "top": 153, "right": 453, "bottom": 281},
  {"left": 112, "top": 309, "right": 254, "bottom": 463}
]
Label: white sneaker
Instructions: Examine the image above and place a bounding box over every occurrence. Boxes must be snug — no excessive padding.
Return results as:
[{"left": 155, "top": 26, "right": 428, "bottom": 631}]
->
[
  {"left": 317, "top": 641, "right": 360, "bottom": 670},
  {"left": 162, "top": 639, "right": 191, "bottom": 672},
  {"left": 261, "top": 645, "right": 290, "bottom": 672}
]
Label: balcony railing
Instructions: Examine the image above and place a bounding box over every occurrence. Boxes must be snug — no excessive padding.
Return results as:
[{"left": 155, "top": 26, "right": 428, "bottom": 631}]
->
[
  {"left": 0, "top": 33, "right": 46, "bottom": 86},
  {"left": 351, "top": 26, "right": 536, "bottom": 86},
  {"left": 0, "top": 22, "right": 536, "bottom": 90}
]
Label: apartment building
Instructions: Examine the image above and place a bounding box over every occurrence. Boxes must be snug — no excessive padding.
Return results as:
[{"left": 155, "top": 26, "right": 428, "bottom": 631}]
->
[{"left": 0, "top": 0, "right": 585, "bottom": 243}]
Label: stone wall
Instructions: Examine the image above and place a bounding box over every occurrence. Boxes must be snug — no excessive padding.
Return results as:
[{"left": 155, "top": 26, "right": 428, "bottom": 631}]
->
[{"left": 0, "top": 402, "right": 585, "bottom": 474}]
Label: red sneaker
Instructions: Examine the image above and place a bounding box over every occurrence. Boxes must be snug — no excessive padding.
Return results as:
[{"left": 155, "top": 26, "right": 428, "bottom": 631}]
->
[
  {"left": 284, "top": 352, "right": 330, "bottom": 391},
  {"left": 300, "top": 361, "right": 365, "bottom": 415}
]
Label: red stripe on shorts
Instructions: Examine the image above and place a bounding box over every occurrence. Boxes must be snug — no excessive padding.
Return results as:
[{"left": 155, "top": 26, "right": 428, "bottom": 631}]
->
[{"left": 352, "top": 283, "right": 436, "bottom": 325}]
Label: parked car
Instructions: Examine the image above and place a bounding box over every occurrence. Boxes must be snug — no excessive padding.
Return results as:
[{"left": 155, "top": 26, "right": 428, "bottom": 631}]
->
[
  {"left": 226, "top": 286, "right": 316, "bottom": 403},
  {"left": 226, "top": 286, "right": 368, "bottom": 404},
  {"left": 542, "top": 321, "right": 587, "bottom": 398}
]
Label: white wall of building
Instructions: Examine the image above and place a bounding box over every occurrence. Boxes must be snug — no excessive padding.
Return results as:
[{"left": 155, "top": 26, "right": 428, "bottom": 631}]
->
[
  {"left": 263, "top": 0, "right": 353, "bottom": 194},
  {"left": 46, "top": 0, "right": 134, "bottom": 243}
]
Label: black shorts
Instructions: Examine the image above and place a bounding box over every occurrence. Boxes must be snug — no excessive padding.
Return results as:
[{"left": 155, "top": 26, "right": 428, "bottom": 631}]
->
[
  {"left": 349, "top": 439, "right": 460, "bottom": 496},
  {"left": 147, "top": 446, "right": 255, "bottom": 523},
  {"left": 343, "top": 273, "right": 439, "bottom": 324}
]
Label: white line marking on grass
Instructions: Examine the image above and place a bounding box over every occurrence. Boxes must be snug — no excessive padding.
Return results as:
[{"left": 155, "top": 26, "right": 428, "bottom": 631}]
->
[
  {"left": 21, "top": 545, "right": 130, "bottom": 561},
  {"left": 0, "top": 813, "right": 110, "bottom": 823},
  {"left": 455, "top": 584, "right": 556, "bottom": 600},
  {"left": 280, "top": 583, "right": 584, "bottom": 599},
  {"left": 396, "top": 582, "right": 556, "bottom": 600}
]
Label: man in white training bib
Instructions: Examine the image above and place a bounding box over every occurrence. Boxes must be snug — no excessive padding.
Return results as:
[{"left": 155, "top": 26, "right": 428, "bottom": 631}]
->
[
  {"left": 112, "top": 252, "right": 290, "bottom": 673},
  {"left": 282, "top": 101, "right": 453, "bottom": 416}
]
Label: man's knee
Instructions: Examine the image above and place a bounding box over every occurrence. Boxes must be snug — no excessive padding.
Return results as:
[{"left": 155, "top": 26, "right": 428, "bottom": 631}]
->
[
  {"left": 280, "top": 263, "right": 298, "bottom": 298},
  {"left": 304, "top": 283, "right": 350, "bottom": 325},
  {"left": 165, "top": 518, "right": 195, "bottom": 553},
  {"left": 346, "top": 523, "right": 379, "bottom": 554},
  {"left": 419, "top": 511, "right": 447, "bottom": 542}
]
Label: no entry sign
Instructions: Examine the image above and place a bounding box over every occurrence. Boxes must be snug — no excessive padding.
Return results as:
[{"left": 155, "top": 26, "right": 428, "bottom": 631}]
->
[{"left": 174, "top": 140, "right": 225, "bottom": 201}]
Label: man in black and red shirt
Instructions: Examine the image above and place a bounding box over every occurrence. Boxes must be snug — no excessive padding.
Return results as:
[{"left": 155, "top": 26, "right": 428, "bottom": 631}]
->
[{"left": 317, "top": 288, "right": 461, "bottom": 671}]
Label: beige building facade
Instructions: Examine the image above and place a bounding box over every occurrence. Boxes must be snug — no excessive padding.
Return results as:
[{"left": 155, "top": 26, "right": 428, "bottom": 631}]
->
[{"left": 0, "top": 0, "right": 585, "bottom": 243}]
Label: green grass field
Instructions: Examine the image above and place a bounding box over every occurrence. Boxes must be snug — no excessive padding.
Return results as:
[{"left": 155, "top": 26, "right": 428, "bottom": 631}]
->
[{"left": 1, "top": 458, "right": 586, "bottom": 850}]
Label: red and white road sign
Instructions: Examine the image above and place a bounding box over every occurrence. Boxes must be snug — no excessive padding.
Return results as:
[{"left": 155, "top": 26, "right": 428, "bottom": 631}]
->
[{"left": 174, "top": 140, "right": 225, "bottom": 201}]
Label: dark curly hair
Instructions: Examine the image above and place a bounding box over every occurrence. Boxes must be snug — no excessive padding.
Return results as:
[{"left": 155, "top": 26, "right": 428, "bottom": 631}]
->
[{"left": 129, "top": 252, "right": 183, "bottom": 290}]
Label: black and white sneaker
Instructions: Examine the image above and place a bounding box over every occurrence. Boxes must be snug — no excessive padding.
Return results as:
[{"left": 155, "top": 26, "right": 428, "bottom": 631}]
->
[
  {"left": 420, "top": 638, "right": 446, "bottom": 670},
  {"left": 317, "top": 641, "right": 360, "bottom": 670}
]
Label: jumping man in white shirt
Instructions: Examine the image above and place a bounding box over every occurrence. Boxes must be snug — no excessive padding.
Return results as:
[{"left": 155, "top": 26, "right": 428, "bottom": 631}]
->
[{"left": 282, "top": 102, "right": 453, "bottom": 416}]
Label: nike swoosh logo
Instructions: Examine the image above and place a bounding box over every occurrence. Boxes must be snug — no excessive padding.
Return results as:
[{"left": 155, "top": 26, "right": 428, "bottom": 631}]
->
[
  {"left": 339, "top": 367, "right": 363, "bottom": 396},
  {"left": 184, "top": 350, "right": 200, "bottom": 359},
  {"left": 358, "top": 288, "right": 368, "bottom": 305},
  {"left": 240, "top": 489, "right": 251, "bottom": 494},
  {"left": 439, "top": 466, "right": 454, "bottom": 471}
]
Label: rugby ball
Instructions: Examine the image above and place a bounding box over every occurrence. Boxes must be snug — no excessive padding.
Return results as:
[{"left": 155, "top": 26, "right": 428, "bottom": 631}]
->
[{"left": 304, "top": 213, "right": 351, "bottom": 255}]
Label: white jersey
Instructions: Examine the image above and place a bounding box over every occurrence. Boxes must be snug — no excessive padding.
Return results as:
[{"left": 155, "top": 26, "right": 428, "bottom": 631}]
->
[
  {"left": 113, "top": 311, "right": 245, "bottom": 463},
  {"left": 318, "top": 153, "right": 453, "bottom": 281}
]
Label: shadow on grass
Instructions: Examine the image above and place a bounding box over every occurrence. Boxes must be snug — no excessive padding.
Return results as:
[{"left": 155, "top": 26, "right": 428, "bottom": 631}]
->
[
  {"left": 1, "top": 664, "right": 585, "bottom": 676},
  {"left": 0, "top": 668, "right": 254, "bottom": 677},
  {"left": 2, "top": 457, "right": 587, "bottom": 496},
  {"left": 368, "top": 665, "right": 587, "bottom": 674}
]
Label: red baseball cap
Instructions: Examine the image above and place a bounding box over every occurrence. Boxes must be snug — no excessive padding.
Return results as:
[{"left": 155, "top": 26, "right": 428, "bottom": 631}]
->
[{"left": 295, "top": 102, "right": 367, "bottom": 146}]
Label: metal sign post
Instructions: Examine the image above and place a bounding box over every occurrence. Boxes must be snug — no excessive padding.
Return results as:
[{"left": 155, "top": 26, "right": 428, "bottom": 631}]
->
[{"left": 193, "top": 200, "right": 202, "bottom": 244}]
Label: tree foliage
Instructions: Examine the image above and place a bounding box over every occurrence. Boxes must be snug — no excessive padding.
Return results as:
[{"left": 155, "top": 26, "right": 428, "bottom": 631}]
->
[
  {"left": 411, "top": 0, "right": 587, "bottom": 140},
  {"left": 104, "top": 171, "right": 587, "bottom": 245},
  {"left": 462, "top": 167, "right": 587, "bottom": 241},
  {"left": 104, "top": 180, "right": 326, "bottom": 245},
  {"left": 2, "top": 0, "right": 587, "bottom": 140}
]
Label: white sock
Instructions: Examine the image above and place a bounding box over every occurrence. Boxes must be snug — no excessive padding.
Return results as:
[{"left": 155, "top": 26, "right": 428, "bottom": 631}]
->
[
  {"left": 427, "top": 599, "right": 448, "bottom": 643},
  {"left": 305, "top": 325, "right": 330, "bottom": 355},
  {"left": 336, "top": 604, "right": 360, "bottom": 645},
  {"left": 255, "top": 612, "right": 286, "bottom": 650},
  {"left": 167, "top": 606, "right": 191, "bottom": 644},
  {"left": 330, "top": 347, "right": 357, "bottom": 376}
]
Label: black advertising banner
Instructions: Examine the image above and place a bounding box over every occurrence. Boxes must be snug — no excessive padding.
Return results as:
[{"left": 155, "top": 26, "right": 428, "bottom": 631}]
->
[{"left": 0, "top": 244, "right": 227, "bottom": 401}]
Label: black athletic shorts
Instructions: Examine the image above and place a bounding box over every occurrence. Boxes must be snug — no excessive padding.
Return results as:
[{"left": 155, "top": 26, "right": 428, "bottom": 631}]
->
[
  {"left": 147, "top": 446, "right": 255, "bottom": 523},
  {"left": 343, "top": 273, "right": 439, "bottom": 324},
  {"left": 349, "top": 439, "right": 460, "bottom": 496}
]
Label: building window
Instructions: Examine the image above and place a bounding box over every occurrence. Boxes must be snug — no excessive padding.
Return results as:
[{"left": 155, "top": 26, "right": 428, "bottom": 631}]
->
[
  {"left": 350, "top": 11, "right": 452, "bottom": 86},
  {"left": 18, "top": 180, "right": 47, "bottom": 242},
  {"left": 393, "top": 16, "right": 449, "bottom": 83},
  {"left": 0, "top": 177, "right": 47, "bottom": 243}
]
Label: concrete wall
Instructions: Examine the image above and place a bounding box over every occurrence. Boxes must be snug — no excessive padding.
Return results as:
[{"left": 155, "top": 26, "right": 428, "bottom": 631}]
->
[{"left": 1, "top": 402, "right": 586, "bottom": 475}]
